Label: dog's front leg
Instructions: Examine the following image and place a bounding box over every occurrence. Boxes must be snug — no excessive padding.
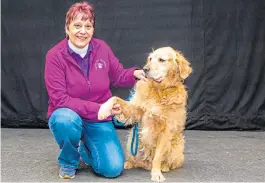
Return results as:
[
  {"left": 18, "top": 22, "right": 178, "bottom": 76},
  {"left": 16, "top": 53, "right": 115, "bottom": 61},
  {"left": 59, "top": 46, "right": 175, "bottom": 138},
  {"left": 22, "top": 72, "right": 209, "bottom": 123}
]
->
[
  {"left": 151, "top": 131, "right": 170, "bottom": 182},
  {"left": 97, "top": 96, "right": 145, "bottom": 125},
  {"left": 113, "top": 96, "right": 145, "bottom": 125}
]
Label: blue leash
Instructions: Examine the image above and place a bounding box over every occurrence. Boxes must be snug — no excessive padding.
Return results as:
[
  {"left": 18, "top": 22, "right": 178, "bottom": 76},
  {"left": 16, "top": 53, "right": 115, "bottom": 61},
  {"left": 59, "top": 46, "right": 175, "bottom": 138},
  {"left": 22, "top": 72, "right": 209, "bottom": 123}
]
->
[
  {"left": 130, "top": 123, "right": 139, "bottom": 156},
  {"left": 112, "top": 90, "right": 139, "bottom": 156},
  {"left": 112, "top": 117, "right": 126, "bottom": 127},
  {"left": 113, "top": 117, "right": 139, "bottom": 156}
]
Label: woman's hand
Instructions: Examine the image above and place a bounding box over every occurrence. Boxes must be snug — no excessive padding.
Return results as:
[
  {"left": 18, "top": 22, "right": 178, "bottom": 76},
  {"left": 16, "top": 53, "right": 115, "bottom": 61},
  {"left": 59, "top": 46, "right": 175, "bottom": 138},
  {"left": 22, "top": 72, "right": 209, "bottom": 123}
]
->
[
  {"left": 98, "top": 100, "right": 121, "bottom": 120},
  {"left": 133, "top": 70, "right": 147, "bottom": 81}
]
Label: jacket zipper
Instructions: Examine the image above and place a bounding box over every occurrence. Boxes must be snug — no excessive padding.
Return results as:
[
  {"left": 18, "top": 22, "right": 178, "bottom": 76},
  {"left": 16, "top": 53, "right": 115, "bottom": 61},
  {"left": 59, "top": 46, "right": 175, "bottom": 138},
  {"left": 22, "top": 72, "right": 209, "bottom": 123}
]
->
[
  {"left": 64, "top": 49, "right": 92, "bottom": 92},
  {"left": 74, "top": 61, "right": 91, "bottom": 92},
  {"left": 87, "top": 52, "right": 94, "bottom": 91},
  {"left": 79, "top": 69, "right": 90, "bottom": 91},
  {"left": 87, "top": 80, "right": 90, "bottom": 90}
]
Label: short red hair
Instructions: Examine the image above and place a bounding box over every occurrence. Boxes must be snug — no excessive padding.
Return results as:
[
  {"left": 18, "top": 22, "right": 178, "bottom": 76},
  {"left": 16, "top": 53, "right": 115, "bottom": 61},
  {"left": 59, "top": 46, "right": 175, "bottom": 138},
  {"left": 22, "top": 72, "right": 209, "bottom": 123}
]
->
[{"left": 65, "top": 1, "right": 95, "bottom": 30}]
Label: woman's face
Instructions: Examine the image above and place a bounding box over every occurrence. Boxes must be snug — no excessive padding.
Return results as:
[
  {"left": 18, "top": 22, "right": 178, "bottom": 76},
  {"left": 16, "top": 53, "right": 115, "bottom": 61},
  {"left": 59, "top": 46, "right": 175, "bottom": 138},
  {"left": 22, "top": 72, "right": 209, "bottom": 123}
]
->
[{"left": 66, "top": 14, "right": 94, "bottom": 48}]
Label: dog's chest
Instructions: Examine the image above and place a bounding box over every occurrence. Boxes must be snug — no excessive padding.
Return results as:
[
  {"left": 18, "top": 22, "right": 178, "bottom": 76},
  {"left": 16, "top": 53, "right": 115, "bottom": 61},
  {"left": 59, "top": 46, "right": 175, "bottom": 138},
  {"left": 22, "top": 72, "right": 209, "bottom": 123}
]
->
[
  {"left": 132, "top": 91, "right": 161, "bottom": 108},
  {"left": 139, "top": 118, "right": 162, "bottom": 147}
]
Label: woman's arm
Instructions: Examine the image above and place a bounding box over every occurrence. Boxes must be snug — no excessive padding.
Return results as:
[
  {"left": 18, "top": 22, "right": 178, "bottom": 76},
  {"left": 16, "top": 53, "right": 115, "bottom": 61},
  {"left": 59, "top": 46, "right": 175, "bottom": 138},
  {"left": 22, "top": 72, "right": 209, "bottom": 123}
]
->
[
  {"left": 106, "top": 43, "right": 138, "bottom": 87},
  {"left": 44, "top": 53, "right": 101, "bottom": 120}
]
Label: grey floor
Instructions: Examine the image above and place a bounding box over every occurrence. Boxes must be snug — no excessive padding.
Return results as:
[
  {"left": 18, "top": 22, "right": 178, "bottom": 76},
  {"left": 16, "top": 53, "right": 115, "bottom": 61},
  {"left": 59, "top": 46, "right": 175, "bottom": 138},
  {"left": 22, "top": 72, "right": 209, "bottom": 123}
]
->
[{"left": 1, "top": 128, "right": 265, "bottom": 182}]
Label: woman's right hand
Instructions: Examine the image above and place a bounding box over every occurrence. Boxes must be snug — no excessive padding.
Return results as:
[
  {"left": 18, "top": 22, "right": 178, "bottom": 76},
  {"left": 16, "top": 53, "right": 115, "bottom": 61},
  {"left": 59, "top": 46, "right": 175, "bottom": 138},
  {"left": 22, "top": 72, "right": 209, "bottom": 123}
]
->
[{"left": 98, "top": 99, "right": 122, "bottom": 120}]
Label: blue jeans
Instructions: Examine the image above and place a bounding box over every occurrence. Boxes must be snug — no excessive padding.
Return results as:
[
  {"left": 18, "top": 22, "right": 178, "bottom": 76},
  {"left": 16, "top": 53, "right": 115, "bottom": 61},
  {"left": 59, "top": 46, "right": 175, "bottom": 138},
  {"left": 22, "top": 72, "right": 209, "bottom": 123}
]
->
[{"left": 48, "top": 108, "right": 125, "bottom": 178}]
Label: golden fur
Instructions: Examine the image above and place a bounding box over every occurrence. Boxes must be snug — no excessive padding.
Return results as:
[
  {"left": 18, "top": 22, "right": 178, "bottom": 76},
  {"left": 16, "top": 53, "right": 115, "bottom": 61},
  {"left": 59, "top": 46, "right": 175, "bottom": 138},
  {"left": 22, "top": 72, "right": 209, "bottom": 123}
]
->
[{"left": 98, "top": 47, "right": 192, "bottom": 182}]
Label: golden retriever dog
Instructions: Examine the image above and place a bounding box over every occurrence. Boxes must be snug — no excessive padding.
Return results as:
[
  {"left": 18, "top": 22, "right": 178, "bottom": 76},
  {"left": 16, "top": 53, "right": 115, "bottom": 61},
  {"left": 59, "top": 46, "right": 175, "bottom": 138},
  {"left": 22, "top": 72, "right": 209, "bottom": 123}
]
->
[{"left": 98, "top": 47, "right": 192, "bottom": 182}]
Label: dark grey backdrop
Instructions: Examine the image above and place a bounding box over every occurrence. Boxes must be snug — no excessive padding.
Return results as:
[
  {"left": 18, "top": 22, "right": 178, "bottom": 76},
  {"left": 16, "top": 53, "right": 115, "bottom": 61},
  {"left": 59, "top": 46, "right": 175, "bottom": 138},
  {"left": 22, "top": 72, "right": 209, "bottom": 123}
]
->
[{"left": 2, "top": 0, "right": 265, "bottom": 130}]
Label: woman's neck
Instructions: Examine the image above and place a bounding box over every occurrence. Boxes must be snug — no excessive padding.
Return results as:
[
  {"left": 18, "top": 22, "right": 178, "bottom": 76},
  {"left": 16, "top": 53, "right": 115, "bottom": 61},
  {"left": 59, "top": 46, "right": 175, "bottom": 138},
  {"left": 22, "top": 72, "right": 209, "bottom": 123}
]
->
[{"left": 68, "top": 39, "right": 88, "bottom": 58}]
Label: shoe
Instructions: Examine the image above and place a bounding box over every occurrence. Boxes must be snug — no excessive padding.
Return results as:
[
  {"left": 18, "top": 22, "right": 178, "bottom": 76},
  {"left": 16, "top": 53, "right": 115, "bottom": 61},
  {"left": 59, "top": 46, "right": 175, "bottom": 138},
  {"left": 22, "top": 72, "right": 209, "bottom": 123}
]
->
[
  {"left": 78, "top": 157, "right": 90, "bottom": 169},
  {"left": 59, "top": 167, "right": 76, "bottom": 179},
  {"left": 78, "top": 142, "right": 92, "bottom": 168}
]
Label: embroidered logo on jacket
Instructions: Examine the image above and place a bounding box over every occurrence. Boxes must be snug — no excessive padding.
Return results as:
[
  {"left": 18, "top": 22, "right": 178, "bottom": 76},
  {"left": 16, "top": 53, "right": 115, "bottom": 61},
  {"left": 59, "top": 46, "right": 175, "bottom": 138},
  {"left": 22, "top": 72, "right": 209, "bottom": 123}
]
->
[{"left": 95, "top": 59, "right": 107, "bottom": 70}]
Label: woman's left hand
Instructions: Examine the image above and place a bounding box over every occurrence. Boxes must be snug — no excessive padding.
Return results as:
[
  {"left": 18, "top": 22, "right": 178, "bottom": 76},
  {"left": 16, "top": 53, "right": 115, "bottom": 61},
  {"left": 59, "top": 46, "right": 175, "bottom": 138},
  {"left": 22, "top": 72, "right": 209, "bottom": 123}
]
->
[{"left": 133, "top": 70, "right": 147, "bottom": 81}]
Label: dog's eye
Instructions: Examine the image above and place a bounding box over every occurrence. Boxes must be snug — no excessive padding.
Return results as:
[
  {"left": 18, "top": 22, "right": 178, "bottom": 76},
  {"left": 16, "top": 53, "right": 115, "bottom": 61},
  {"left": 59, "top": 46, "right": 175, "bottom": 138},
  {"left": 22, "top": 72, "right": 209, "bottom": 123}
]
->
[
  {"left": 149, "top": 57, "right": 152, "bottom": 61},
  {"left": 159, "top": 58, "right": 166, "bottom": 62}
]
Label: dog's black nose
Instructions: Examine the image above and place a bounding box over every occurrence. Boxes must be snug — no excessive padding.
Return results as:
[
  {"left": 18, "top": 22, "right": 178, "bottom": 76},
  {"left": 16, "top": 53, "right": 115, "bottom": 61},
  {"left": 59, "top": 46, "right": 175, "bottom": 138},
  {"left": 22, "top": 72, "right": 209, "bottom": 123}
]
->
[{"left": 143, "top": 66, "right": 150, "bottom": 73}]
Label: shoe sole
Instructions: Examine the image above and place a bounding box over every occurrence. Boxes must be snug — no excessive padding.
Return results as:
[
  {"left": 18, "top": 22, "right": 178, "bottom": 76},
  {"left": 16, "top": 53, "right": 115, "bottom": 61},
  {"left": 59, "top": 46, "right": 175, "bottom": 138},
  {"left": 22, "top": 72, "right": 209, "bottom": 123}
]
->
[{"left": 59, "top": 174, "right": 75, "bottom": 179}]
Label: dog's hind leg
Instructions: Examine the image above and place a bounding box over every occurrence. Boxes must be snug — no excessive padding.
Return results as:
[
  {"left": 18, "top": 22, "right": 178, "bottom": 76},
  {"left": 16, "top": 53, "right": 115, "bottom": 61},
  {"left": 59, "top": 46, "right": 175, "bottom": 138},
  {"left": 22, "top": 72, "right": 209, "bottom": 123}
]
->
[
  {"left": 161, "top": 163, "right": 170, "bottom": 172},
  {"left": 168, "top": 134, "right": 185, "bottom": 170},
  {"left": 123, "top": 155, "right": 152, "bottom": 170},
  {"left": 124, "top": 130, "right": 137, "bottom": 169},
  {"left": 170, "top": 147, "right": 184, "bottom": 170},
  {"left": 124, "top": 155, "right": 152, "bottom": 170},
  {"left": 135, "top": 160, "right": 152, "bottom": 170},
  {"left": 124, "top": 130, "right": 152, "bottom": 170},
  {"left": 124, "top": 160, "right": 135, "bottom": 169}
]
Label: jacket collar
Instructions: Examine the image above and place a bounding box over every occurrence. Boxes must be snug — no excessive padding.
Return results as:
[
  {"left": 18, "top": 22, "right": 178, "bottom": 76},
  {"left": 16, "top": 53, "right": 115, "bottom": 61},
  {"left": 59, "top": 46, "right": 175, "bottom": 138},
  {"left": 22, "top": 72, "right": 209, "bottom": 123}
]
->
[{"left": 61, "top": 37, "right": 100, "bottom": 66}]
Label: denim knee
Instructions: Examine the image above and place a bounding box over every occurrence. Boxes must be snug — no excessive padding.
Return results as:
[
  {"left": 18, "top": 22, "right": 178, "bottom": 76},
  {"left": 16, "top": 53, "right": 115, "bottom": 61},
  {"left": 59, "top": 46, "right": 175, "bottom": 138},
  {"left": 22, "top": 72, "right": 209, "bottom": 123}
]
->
[
  {"left": 82, "top": 121, "right": 125, "bottom": 178},
  {"left": 48, "top": 108, "right": 83, "bottom": 146},
  {"left": 96, "top": 142, "right": 124, "bottom": 178},
  {"left": 97, "top": 157, "right": 124, "bottom": 178}
]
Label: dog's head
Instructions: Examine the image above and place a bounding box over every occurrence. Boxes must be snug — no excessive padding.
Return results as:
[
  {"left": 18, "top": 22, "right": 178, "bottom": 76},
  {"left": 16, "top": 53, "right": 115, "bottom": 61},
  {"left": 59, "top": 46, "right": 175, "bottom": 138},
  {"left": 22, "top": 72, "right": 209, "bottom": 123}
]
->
[{"left": 143, "top": 47, "right": 192, "bottom": 84}]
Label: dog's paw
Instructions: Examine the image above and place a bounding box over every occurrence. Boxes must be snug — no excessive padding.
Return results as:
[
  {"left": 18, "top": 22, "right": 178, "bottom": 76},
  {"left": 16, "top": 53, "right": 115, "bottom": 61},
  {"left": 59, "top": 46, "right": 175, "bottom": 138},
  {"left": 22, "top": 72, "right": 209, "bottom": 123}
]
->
[
  {"left": 151, "top": 169, "right": 165, "bottom": 182},
  {"left": 161, "top": 164, "right": 170, "bottom": 172},
  {"left": 116, "top": 113, "right": 126, "bottom": 122},
  {"left": 124, "top": 161, "right": 134, "bottom": 169},
  {"left": 97, "top": 98, "right": 114, "bottom": 120}
]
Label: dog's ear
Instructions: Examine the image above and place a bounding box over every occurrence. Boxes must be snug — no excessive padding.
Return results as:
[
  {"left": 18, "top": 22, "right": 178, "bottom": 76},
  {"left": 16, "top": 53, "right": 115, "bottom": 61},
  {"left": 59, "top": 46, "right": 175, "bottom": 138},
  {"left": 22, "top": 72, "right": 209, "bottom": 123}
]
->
[{"left": 175, "top": 51, "right": 192, "bottom": 80}]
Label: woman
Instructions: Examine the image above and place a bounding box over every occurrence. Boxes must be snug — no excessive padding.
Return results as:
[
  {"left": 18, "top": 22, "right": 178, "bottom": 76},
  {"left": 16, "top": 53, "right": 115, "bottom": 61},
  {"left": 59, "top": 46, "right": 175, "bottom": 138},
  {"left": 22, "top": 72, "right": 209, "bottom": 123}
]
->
[{"left": 44, "top": 1, "right": 145, "bottom": 179}]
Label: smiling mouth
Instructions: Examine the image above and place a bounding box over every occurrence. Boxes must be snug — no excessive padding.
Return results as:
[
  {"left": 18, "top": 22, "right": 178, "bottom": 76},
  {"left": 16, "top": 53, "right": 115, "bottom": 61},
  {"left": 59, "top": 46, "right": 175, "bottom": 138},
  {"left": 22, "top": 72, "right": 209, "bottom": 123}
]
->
[
  {"left": 146, "top": 75, "right": 163, "bottom": 82},
  {"left": 153, "top": 76, "right": 163, "bottom": 82},
  {"left": 77, "top": 36, "right": 87, "bottom": 40}
]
